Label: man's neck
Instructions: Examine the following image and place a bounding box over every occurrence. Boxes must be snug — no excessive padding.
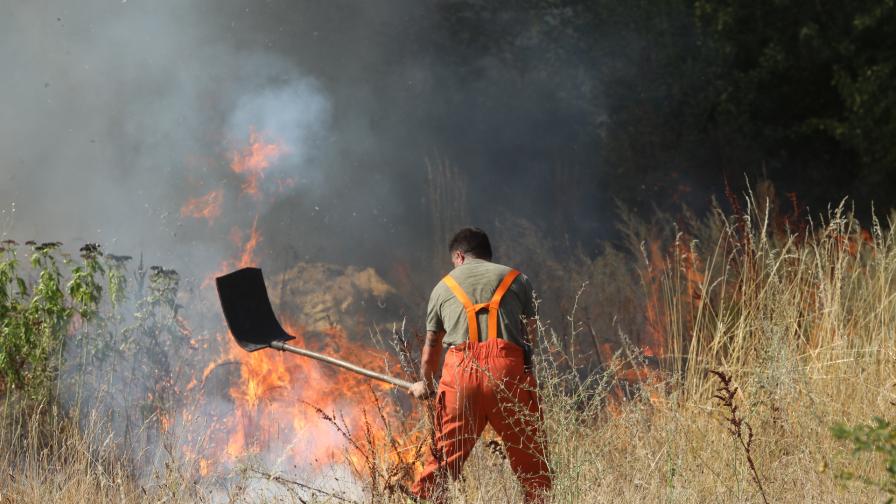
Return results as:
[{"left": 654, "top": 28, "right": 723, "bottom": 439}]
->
[{"left": 458, "top": 257, "right": 488, "bottom": 267}]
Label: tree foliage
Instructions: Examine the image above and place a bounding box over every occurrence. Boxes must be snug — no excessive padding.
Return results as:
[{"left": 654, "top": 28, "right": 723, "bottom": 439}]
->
[
  {"left": 696, "top": 0, "right": 896, "bottom": 201},
  {"left": 434, "top": 0, "right": 896, "bottom": 220}
]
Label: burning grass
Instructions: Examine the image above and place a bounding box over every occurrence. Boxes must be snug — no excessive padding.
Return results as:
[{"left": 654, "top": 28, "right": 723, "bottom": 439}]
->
[{"left": 2, "top": 192, "right": 896, "bottom": 502}]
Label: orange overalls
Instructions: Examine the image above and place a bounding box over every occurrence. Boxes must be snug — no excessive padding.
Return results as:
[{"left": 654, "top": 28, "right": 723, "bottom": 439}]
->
[{"left": 411, "top": 270, "right": 552, "bottom": 503}]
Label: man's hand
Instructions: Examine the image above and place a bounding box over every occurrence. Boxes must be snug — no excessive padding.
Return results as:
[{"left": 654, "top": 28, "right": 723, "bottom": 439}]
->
[
  {"left": 411, "top": 330, "right": 444, "bottom": 401},
  {"left": 408, "top": 380, "right": 435, "bottom": 400}
]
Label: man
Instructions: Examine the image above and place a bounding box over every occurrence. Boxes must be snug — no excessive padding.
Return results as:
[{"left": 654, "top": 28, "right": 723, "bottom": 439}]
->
[{"left": 409, "top": 227, "right": 552, "bottom": 503}]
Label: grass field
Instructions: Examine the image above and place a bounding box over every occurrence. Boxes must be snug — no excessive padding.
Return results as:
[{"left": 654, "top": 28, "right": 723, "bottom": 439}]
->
[{"left": 2, "top": 196, "right": 895, "bottom": 503}]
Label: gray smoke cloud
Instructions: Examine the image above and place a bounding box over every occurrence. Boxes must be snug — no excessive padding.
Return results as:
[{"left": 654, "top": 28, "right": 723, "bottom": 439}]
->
[
  {"left": 1, "top": 0, "right": 605, "bottom": 279},
  {"left": 0, "top": 1, "right": 343, "bottom": 273},
  {"left": 2, "top": 1, "right": 611, "bottom": 494}
]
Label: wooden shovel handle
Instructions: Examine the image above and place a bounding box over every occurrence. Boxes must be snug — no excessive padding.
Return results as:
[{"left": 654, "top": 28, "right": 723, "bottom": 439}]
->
[{"left": 270, "top": 340, "right": 415, "bottom": 390}]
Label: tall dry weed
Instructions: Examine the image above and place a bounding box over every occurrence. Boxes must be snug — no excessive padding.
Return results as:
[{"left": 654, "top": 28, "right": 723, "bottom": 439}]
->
[{"left": 2, "top": 192, "right": 896, "bottom": 502}]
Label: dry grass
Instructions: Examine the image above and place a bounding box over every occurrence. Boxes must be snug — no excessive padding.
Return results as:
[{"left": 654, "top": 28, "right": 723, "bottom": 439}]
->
[
  {"left": 2, "top": 195, "right": 896, "bottom": 503},
  {"left": 0, "top": 396, "right": 143, "bottom": 503}
]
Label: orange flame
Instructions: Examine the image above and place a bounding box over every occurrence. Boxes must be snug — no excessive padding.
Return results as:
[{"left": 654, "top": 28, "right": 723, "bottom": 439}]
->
[
  {"left": 229, "top": 128, "right": 288, "bottom": 197},
  {"left": 641, "top": 235, "right": 706, "bottom": 359},
  {"left": 200, "top": 321, "right": 413, "bottom": 472},
  {"left": 643, "top": 240, "right": 667, "bottom": 357},
  {"left": 198, "top": 458, "right": 210, "bottom": 477},
  {"left": 236, "top": 217, "right": 261, "bottom": 268},
  {"left": 179, "top": 125, "right": 420, "bottom": 484},
  {"left": 200, "top": 217, "right": 263, "bottom": 290},
  {"left": 180, "top": 189, "right": 223, "bottom": 223}
]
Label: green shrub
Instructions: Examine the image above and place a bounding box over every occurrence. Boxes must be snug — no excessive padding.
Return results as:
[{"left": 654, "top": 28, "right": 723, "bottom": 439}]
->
[
  {"left": 0, "top": 241, "right": 104, "bottom": 401},
  {"left": 832, "top": 417, "right": 896, "bottom": 502}
]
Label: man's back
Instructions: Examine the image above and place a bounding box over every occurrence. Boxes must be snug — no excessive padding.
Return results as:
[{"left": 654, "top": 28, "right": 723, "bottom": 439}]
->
[
  {"left": 411, "top": 228, "right": 551, "bottom": 503},
  {"left": 426, "top": 258, "right": 535, "bottom": 350}
]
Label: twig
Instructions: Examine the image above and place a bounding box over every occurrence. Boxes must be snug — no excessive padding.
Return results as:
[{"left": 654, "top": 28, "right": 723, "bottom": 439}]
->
[{"left": 248, "top": 468, "right": 358, "bottom": 503}]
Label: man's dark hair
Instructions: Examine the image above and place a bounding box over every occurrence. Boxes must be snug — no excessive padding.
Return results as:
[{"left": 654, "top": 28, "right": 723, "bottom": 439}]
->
[{"left": 449, "top": 227, "right": 493, "bottom": 260}]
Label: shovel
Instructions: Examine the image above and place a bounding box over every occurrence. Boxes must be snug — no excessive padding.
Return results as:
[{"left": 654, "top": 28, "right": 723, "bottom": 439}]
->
[{"left": 215, "top": 267, "right": 414, "bottom": 390}]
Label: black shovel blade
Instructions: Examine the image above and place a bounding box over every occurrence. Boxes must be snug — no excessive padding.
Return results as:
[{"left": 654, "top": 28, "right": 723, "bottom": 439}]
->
[{"left": 215, "top": 267, "right": 295, "bottom": 352}]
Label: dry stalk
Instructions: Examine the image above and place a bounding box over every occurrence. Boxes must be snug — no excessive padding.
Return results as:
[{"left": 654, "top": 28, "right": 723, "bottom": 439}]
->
[
  {"left": 710, "top": 369, "right": 769, "bottom": 504},
  {"left": 247, "top": 468, "right": 357, "bottom": 503},
  {"left": 305, "top": 386, "right": 426, "bottom": 502}
]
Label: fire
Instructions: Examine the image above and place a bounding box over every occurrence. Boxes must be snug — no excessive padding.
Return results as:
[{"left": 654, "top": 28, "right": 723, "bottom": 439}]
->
[
  {"left": 595, "top": 234, "right": 709, "bottom": 412},
  {"left": 186, "top": 262, "right": 417, "bottom": 471},
  {"left": 180, "top": 189, "right": 223, "bottom": 222},
  {"left": 641, "top": 234, "right": 706, "bottom": 358},
  {"left": 229, "top": 128, "right": 288, "bottom": 197},
  {"left": 203, "top": 321, "right": 412, "bottom": 472},
  {"left": 237, "top": 217, "right": 261, "bottom": 269},
  {"left": 642, "top": 240, "right": 668, "bottom": 357},
  {"left": 198, "top": 458, "right": 210, "bottom": 477},
  {"left": 199, "top": 218, "right": 263, "bottom": 290},
  {"left": 178, "top": 125, "right": 421, "bottom": 487}
]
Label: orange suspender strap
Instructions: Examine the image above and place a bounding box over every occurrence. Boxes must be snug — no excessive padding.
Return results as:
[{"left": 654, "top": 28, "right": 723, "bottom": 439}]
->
[
  {"left": 487, "top": 269, "right": 520, "bottom": 341},
  {"left": 441, "top": 269, "right": 521, "bottom": 343},
  {"left": 441, "top": 275, "right": 481, "bottom": 342}
]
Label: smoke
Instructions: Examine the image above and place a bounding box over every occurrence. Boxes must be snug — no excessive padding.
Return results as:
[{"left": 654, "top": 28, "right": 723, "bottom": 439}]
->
[
  {"left": 1, "top": 0, "right": 610, "bottom": 277},
  {"left": 226, "top": 74, "right": 330, "bottom": 183},
  {"left": 2, "top": 0, "right": 606, "bottom": 490},
  {"left": 0, "top": 1, "right": 330, "bottom": 271}
]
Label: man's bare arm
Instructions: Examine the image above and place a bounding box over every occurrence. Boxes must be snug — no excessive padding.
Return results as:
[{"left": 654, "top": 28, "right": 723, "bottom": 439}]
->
[{"left": 409, "top": 329, "right": 445, "bottom": 400}]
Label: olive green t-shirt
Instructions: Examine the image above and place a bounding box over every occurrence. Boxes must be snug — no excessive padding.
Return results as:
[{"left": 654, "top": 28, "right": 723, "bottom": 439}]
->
[{"left": 426, "top": 258, "right": 536, "bottom": 350}]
